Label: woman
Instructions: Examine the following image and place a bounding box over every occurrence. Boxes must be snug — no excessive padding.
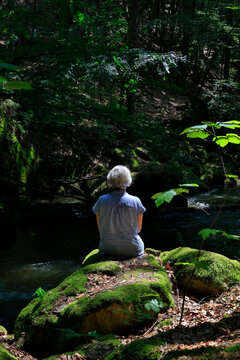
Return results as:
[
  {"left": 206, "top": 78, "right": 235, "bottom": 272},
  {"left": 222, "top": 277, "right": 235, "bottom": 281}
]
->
[{"left": 92, "top": 165, "right": 146, "bottom": 258}]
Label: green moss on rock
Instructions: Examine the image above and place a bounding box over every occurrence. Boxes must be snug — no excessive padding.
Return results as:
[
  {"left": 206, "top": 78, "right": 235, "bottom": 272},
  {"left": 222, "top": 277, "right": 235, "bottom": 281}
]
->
[
  {"left": 160, "top": 247, "right": 240, "bottom": 295},
  {"left": 15, "top": 252, "right": 173, "bottom": 355},
  {"left": 82, "top": 261, "right": 122, "bottom": 275},
  {"left": 105, "top": 338, "right": 164, "bottom": 360},
  {"left": 0, "top": 345, "right": 17, "bottom": 360},
  {"left": 0, "top": 325, "right": 7, "bottom": 335}
]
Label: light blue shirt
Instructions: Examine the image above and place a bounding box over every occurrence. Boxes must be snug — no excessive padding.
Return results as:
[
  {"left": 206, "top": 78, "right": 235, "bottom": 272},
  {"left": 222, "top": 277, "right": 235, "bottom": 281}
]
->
[{"left": 92, "top": 190, "right": 146, "bottom": 257}]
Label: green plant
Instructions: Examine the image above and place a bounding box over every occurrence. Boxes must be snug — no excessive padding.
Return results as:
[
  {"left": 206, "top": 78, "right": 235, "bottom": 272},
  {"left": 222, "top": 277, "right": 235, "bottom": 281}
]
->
[
  {"left": 33, "top": 287, "right": 46, "bottom": 299},
  {"left": 152, "top": 120, "right": 240, "bottom": 325}
]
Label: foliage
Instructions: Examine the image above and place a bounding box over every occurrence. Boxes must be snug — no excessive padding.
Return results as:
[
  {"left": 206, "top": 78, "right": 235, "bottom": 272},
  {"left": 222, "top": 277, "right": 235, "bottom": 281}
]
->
[
  {"left": 181, "top": 120, "right": 240, "bottom": 147},
  {"left": 33, "top": 287, "right": 46, "bottom": 299},
  {"left": 152, "top": 184, "right": 199, "bottom": 207}
]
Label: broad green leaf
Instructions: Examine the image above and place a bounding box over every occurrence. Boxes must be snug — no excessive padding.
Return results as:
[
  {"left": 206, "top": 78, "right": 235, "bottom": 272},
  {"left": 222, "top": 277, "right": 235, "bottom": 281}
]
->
[
  {"left": 226, "top": 174, "right": 238, "bottom": 178},
  {"left": 226, "top": 133, "right": 240, "bottom": 144},
  {"left": 198, "top": 228, "right": 219, "bottom": 240},
  {"left": 0, "top": 76, "right": 6, "bottom": 82},
  {"left": 179, "top": 183, "right": 199, "bottom": 187},
  {"left": 152, "top": 190, "right": 176, "bottom": 207},
  {"left": 3, "top": 81, "right": 32, "bottom": 90},
  {"left": 221, "top": 232, "right": 240, "bottom": 240},
  {"left": 186, "top": 130, "right": 209, "bottom": 139},
  {"left": 144, "top": 299, "right": 163, "bottom": 312},
  {"left": 217, "top": 121, "right": 240, "bottom": 129},
  {"left": 213, "top": 136, "right": 228, "bottom": 147},
  {"left": 174, "top": 188, "right": 189, "bottom": 195},
  {"left": 181, "top": 124, "right": 208, "bottom": 135},
  {"left": 202, "top": 122, "right": 221, "bottom": 129}
]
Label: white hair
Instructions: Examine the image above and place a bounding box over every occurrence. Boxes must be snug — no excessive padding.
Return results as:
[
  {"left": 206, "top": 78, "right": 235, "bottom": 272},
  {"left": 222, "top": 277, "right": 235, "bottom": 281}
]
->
[{"left": 107, "top": 165, "right": 132, "bottom": 189}]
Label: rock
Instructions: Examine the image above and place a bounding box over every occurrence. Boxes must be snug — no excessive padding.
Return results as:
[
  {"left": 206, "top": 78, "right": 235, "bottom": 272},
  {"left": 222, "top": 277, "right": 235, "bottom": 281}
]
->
[
  {"left": 14, "top": 250, "right": 174, "bottom": 355},
  {"left": 160, "top": 247, "right": 240, "bottom": 296}
]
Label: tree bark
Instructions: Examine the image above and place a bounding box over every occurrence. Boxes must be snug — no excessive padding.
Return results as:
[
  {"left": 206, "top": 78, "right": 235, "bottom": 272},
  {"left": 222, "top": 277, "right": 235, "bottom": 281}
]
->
[{"left": 126, "top": 0, "right": 139, "bottom": 114}]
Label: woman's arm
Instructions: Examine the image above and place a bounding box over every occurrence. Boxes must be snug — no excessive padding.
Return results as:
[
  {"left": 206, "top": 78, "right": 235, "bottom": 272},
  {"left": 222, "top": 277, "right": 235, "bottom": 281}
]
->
[
  {"left": 96, "top": 215, "right": 100, "bottom": 230},
  {"left": 138, "top": 214, "right": 143, "bottom": 233}
]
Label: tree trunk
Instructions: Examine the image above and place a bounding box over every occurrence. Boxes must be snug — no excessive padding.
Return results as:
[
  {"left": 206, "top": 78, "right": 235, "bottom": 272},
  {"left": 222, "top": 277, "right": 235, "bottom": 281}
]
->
[{"left": 126, "top": 0, "right": 139, "bottom": 114}]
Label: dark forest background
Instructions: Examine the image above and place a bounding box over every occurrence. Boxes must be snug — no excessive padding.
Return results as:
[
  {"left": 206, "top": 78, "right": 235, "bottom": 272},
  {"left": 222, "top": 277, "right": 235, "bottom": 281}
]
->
[{"left": 0, "top": 0, "right": 240, "bottom": 208}]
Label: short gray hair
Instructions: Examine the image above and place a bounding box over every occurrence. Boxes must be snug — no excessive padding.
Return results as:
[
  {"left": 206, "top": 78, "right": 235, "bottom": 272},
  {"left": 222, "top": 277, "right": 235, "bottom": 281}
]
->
[{"left": 107, "top": 165, "right": 132, "bottom": 188}]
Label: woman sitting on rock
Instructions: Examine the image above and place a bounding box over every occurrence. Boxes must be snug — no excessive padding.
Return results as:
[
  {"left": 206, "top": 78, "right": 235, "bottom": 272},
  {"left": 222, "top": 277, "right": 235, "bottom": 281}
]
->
[{"left": 92, "top": 165, "right": 146, "bottom": 258}]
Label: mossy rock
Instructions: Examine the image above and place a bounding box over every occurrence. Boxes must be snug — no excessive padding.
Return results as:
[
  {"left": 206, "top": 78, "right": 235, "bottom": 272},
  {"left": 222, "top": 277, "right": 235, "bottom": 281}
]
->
[
  {"left": 15, "top": 251, "right": 173, "bottom": 355},
  {"left": 0, "top": 345, "right": 17, "bottom": 360},
  {"left": 0, "top": 325, "right": 7, "bottom": 335},
  {"left": 160, "top": 247, "right": 240, "bottom": 295},
  {"left": 105, "top": 337, "right": 164, "bottom": 360}
]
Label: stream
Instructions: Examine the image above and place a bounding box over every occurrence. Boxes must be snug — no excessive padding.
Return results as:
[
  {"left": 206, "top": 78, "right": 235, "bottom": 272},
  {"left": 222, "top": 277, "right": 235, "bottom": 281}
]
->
[{"left": 1, "top": 187, "right": 240, "bottom": 331}]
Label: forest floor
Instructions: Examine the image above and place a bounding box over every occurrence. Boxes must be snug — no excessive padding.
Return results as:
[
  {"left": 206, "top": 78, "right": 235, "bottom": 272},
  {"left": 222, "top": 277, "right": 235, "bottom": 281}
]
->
[{"left": 1, "top": 262, "right": 240, "bottom": 360}]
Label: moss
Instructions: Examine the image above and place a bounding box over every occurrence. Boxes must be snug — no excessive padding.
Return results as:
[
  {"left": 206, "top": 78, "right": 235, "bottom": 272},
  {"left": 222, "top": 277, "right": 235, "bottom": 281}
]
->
[
  {"left": 224, "top": 344, "right": 240, "bottom": 353},
  {"left": 160, "top": 247, "right": 240, "bottom": 293},
  {"left": 0, "top": 325, "right": 7, "bottom": 335},
  {"left": 158, "top": 319, "right": 173, "bottom": 328},
  {"left": 105, "top": 338, "right": 164, "bottom": 360},
  {"left": 83, "top": 261, "right": 122, "bottom": 276},
  {"left": 0, "top": 345, "right": 17, "bottom": 360},
  {"left": 15, "top": 268, "right": 87, "bottom": 338},
  {"left": 160, "top": 344, "right": 240, "bottom": 359},
  {"left": 15, "top": 253, "right": 173, "bottom": 354}
]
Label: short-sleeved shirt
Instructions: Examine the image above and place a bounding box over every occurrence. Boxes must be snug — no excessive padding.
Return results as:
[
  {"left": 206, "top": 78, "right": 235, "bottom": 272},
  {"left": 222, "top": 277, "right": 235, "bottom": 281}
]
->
[{"left": 92, "top": 190, "right": 146, "bottom": 257}]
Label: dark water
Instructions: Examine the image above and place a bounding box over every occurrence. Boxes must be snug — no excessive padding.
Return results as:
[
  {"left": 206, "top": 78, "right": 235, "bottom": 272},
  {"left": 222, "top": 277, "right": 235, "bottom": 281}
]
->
[{"left": 1, "top": 188, "right": 240, "bottom": 331}]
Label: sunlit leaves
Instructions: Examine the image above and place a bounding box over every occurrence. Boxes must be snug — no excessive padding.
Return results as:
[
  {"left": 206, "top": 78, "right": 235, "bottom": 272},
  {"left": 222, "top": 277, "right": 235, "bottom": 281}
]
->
[
  {"left": 33, "top": 287, "right": 46, "bottom": 299},
  {"left": 198, "top": 228, "right": 240, "bottom": 241},
  {"left": 181, "top": 121, "right": 240, "bottom": 146},
  {"left": 213, "top": 133, "right": 240, "bottom": 147},
  {"left": 198, "top": 228, "right": 218, "bottom": 240},
  {"left": 180, "top": 125, "right": 209, "bottom": 139},
  {"left": 152, "top": 190, "right": 177, "bottom": 207},
  {"left": 152, "top": 183, "right": 198, "bottom": 208}
]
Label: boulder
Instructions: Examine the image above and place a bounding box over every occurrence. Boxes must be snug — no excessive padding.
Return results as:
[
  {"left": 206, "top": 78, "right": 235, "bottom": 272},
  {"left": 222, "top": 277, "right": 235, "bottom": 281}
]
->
[
  {"left": 160, "top": 247, "right": 240, "bottom": 296},
  {"left": 15, "top": 250, "right": 174, "bottom": 355}
]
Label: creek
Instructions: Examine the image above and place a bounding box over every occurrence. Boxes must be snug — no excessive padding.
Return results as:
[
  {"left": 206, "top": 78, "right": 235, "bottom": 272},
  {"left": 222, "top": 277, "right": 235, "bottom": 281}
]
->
[{"left": 1, "top": 187, "right": 240, "bottom": 331}]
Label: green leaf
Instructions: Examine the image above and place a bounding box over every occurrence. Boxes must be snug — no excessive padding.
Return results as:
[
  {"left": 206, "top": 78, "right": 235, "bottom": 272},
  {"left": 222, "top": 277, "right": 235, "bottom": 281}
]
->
[
  {"left": 152, "top": 190, "right": 176, "bottom": 207},
  {"left": 3, "top": 81, "right": 32, "bottom": 90},
  {"left": 33, "top": 287, "right": 46, "bottom": 299},
  {"left": 179, "top": 183, "right": 199, "bottom": 187},
  {"left": 174, "top": 188, "right": 189, "bottom": 195},
  {"left": 181, "top": 124, "right": 208, "bottom": 134},
  {"left": 144, "top": 299, "right": 163, "bottom": 313},
  {"left": 226, "top": 174, "right": 238, "bottom": 178},
  {"left": 226, "top": 133, "right": 240, "bottom": 144},
  {"left": 186, "top": 130, "right": 209, "bottom": 139},
  {"left": 0, "top": 76, "right": 6, "bottom": 82},
  {"left": 198, "top": 228, "right": 219, "bottom": 240},
  {"left": 221, "top": 232, "right": 240, "bottom": 240},
  {"left": 217, "top": 121, "right": 240, "bottom": 129},
  {"left": 202, "top": 122, "right": 221, "bottom": 129},
  {"left": 213, "top": 136, "right": 229, "bottom": 147}
]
